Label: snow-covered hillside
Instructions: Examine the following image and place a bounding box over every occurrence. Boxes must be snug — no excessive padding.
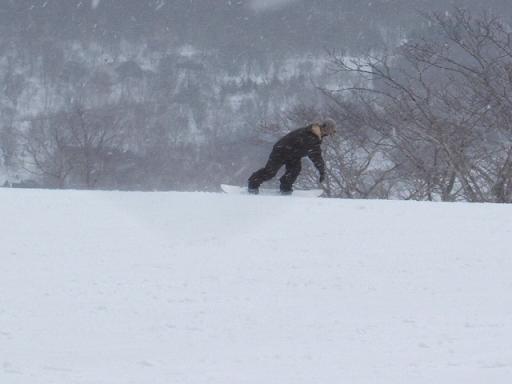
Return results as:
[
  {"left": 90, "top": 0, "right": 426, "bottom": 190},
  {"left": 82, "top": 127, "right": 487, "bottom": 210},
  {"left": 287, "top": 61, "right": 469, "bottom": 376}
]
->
[{"left": 1, "top": 189, "right": 512, "bottom": 383}]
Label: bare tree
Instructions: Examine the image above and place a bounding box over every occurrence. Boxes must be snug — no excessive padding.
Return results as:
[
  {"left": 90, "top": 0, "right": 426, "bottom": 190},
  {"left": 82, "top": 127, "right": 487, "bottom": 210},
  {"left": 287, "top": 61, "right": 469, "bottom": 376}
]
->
[
  {"left": 328, "top": 7, "right": 512, "bottom": 202},
  {"left": 0, "top": 123, "right": 19, "bottom": 183},
  {"left": 21, "top": 104, "right": 128, "bottom": 189},
  {"left": 66, "top": 104, "right": 126, "bottom": 189},
  {"left": 22, "top": 114, "right": 74, "bottom": 188}
]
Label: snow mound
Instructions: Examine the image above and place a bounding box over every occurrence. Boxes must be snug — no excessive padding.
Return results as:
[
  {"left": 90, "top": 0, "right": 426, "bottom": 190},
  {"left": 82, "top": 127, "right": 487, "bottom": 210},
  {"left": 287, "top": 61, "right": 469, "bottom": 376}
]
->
[{"left": 1, "top": 189, "right": 511, "bottom": 383}]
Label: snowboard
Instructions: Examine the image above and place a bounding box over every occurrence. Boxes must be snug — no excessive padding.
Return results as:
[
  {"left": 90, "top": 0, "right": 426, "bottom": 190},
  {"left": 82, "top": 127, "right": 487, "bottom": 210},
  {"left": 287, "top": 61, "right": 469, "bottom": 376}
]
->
[{"left": 221, "top": 184, "right": 323, "bottom": 197}]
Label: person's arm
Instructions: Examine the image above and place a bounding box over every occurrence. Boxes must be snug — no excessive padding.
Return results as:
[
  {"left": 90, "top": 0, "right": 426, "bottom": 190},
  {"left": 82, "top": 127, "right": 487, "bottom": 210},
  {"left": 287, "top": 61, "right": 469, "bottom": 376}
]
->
[{"left": 307, "top": 143, "right": 325, "bottom": 181}]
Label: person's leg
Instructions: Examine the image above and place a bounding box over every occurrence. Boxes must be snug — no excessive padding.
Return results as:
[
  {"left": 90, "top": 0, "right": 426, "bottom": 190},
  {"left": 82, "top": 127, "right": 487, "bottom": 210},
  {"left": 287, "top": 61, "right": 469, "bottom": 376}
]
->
[
  {"left": 248, "top": 153, "right": 283, "bottom": 191},
  {"left": 280, "top": 160, "right": 302, "bottom": 193}
]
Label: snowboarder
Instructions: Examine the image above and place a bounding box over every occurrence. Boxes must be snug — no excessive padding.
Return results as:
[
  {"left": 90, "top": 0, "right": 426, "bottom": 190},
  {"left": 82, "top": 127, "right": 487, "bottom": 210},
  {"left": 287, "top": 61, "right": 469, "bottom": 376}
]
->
[{"left": 248, "top": 118, "right": 336, "bottom": 194}]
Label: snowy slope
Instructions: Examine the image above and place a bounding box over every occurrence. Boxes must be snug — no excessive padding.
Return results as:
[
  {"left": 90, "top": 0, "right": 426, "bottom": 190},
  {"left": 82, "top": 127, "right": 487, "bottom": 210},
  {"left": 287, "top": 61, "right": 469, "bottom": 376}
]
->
[{"left": 1, "top": 189, "right": 512, "bottom": 384}]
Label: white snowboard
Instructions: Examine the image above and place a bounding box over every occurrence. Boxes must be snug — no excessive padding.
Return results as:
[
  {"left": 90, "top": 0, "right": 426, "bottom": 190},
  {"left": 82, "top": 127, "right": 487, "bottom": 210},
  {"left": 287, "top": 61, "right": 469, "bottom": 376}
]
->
[{"left": 221, "top": 184, "right": 323, "bottom": 197}]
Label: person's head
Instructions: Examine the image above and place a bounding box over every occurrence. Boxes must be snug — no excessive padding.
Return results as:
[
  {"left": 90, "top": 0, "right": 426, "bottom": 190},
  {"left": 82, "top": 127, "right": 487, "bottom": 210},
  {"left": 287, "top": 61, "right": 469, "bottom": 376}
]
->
[{"left": 319, "top": 118, "right": 336, "bottom": 137}]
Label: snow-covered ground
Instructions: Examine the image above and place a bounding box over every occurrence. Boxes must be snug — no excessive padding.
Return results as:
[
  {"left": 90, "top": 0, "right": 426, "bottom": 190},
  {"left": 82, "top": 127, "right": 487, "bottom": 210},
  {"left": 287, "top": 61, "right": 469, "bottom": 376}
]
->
[{"left": 1, "top": 189, "right": 511, "bottom": 384}]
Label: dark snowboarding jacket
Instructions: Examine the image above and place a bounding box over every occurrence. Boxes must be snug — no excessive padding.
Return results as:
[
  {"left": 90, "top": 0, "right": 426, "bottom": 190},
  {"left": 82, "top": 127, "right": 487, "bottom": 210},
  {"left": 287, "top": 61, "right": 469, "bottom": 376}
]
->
[
  {"left": 272, "top": 125, "right": 325, "bottom": 175},
  {"left": 248, "top": 120, "right": 334, "bottom": 192}
]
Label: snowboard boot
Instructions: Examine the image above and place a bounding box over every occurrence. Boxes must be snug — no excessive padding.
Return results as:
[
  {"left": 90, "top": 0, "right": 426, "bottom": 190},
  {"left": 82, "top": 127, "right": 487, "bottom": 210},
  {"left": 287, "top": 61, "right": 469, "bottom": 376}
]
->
[
  {"left": 248, "top": 187, "right": 259, "bottom": 195},
  {"left": 280, "top": 188, "right": 293, "bottom": 196}
]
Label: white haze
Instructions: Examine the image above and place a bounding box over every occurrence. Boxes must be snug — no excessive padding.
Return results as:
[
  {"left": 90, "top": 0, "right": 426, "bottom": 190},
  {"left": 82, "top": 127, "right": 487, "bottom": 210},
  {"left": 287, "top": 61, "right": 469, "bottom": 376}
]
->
[{"left": 249, "top": 0, "right": 299, "bottom": 12}]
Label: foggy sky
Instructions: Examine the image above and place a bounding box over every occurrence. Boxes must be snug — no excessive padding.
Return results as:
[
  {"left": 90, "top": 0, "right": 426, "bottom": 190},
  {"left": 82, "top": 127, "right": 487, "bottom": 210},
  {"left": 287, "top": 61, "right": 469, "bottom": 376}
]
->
[
  {"left": 2, "top": 1, "right": 511, "bottom": 55},
  {"left": 249, "top": 0, "right": 299, "bottom": 12}
]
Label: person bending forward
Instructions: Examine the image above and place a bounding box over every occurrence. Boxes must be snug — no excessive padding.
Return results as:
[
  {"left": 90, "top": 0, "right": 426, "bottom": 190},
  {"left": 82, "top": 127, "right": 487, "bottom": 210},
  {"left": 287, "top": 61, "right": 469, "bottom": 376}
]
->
[{"left": 248, "top": 118, "right": 336, "bottom": 194}]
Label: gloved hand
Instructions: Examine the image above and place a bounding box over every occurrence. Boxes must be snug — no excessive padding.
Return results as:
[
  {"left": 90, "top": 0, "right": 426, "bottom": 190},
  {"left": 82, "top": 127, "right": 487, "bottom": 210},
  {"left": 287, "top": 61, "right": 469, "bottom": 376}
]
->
[{"left": 319, "top": 173, "right": 325, "bottom": 183}]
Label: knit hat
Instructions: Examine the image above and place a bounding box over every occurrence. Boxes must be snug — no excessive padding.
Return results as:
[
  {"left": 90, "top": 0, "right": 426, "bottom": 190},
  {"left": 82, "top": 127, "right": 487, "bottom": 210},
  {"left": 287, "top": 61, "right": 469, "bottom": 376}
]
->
[{"left": 320, "top": 118, "right": 336, "bottom": 135}]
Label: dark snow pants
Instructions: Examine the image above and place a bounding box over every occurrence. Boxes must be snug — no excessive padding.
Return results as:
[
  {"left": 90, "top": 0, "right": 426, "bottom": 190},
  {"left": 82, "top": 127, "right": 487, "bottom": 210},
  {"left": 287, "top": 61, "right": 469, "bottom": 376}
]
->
[{"left": 248, "top": 152, "right": 302, "bottom": 192}]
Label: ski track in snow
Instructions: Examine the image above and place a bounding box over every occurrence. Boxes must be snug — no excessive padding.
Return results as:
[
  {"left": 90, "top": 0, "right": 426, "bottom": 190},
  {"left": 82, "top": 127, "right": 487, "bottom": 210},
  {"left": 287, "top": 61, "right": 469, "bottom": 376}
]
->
[{"left": 1, "top": 189, "right": 512, "bottom": 383}]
